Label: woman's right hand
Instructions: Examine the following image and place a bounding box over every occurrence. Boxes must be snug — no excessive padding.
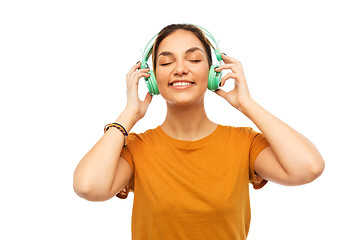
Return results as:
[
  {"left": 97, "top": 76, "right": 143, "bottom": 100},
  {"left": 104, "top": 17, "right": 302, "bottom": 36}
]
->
[{"left": 124, "top": 61, "right": 153, "bottom": 122}]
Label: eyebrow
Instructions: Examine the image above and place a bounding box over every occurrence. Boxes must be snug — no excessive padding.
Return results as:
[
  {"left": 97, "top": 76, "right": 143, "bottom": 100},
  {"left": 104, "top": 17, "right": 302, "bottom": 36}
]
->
[{"left": 158, "top": 47, "right": 204, "bottom": 58}]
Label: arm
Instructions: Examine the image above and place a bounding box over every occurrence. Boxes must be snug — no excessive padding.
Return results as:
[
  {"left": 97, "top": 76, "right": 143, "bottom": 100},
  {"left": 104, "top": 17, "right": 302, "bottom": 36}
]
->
[
  {"left": 243, "top": 100, "right": 324, "bottom": 185},
  {"left": 73, "top": 110, "right": 138, "bottom": 201},
  {"left": 73, "top": 62, "right": 152, "bottom": 201},
  {"left": 214, "top": 54, "right": 325, "bottom": 186}
]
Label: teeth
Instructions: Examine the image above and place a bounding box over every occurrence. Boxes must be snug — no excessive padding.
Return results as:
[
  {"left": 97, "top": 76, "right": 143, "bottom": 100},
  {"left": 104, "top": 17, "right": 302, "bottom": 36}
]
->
[{"left": 172, "top": 82, "right": 192, "bottom": 86}]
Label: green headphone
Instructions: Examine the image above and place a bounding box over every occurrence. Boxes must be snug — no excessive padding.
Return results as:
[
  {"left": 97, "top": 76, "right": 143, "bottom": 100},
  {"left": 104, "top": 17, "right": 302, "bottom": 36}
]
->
[{"left": 140, "top": 24, "right": 223, "bottom": 95}]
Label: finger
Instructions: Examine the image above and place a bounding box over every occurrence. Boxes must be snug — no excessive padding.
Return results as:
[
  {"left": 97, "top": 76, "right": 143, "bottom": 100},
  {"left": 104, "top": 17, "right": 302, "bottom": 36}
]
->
[
  {"left": 128, "top": 68, "right": 150, "bottom": 80},
  {"left": 127, "top": 62, "right": 142, "bottom": 80},
  {"left": 129, "top": 61, "right": 142, "bottom": 73},
  {"left": 214, "top": 88, "right": 228, "bottom": 98},
  {"left": 128, "top": 72, "right": 150, "bottom": 86},
  {"left": 222, "top": 54, "right": 242, "bottom": 68},
  {"left": 134, "top": 71, "right": 150, "bottom": 79},
  {"left": 221, "top": 53, "right": 236, "bottom": 64},
  {"left": 134, "top": 67, "right": 150, "bottom": 74},
  {"left": 220, "top": 72, "right": 239, "bottom": 87},
  {"left": 143, "top": 92, "right": 153, "bottom": 105},
  {"left": 221, "top": 53, "right": 237, "bottom": 62},
  {"left": 215, "top": 63, "right": 240, "bottom": 73}
]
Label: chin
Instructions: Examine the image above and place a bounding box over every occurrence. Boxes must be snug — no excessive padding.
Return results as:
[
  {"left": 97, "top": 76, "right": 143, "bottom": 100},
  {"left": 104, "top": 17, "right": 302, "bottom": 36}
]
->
[{"left": 162, "top": 92, "right": 205, "bottom": 107}]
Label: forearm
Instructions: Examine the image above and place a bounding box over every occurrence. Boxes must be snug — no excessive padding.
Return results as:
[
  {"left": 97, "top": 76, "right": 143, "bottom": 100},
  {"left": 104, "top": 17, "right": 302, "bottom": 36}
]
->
[
  {"left": 241, "top": 100, "right": 325, "bottom": 179},
  {"left": 73, "top": 109, "right": 137, "bottom": 198}
]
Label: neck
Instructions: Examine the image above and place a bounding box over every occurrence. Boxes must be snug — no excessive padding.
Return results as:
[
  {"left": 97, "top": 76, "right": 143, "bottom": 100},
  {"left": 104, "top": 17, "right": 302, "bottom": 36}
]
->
[{"left": 160, "top": 97, "right": 217, "bottom": 141}]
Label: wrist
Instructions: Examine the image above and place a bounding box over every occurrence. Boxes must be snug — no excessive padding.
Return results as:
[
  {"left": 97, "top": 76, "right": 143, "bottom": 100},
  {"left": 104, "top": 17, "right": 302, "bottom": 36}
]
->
[
  {"left": 115, "top": 109, "right": 138, "bottom": 132},
  {"left": 238, "top": 98, "right": 257, "bottom": 115},
  {"left": 239, "top": 99, "right": 259, "bottom": 119}
]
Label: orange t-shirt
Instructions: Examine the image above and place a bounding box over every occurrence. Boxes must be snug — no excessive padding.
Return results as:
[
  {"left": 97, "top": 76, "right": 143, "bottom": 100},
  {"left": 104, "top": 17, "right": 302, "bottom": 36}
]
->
[{"left": 118, "top": 124, "right": 270, "bottom": 239}]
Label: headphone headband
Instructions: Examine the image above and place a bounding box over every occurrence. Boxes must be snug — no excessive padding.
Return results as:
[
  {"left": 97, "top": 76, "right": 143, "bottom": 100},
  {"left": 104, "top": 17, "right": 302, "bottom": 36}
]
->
[
  {"left": 141, "top": 24, "right": 222, "bottom": 69},
  {"left": 192, "top": 24, "right": 223, "bottom": 62},
  {"left": 141, "top": 33, "right": 158, "bottom": 68}
]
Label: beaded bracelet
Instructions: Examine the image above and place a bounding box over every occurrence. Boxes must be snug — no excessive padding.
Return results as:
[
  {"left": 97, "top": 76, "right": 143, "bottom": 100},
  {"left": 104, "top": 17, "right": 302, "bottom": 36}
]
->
[{"left": 104, "top": 123, "right": 129, "bottom": 147}]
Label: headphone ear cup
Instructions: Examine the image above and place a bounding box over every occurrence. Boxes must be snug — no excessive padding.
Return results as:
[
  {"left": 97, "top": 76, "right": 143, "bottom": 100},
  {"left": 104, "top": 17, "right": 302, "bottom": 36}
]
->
[
  {"left": 208, "top": 65, "right": 222, "bottom": 91},
  {"left": 144, "top": 70, "right": 160, "bottom": 95}
]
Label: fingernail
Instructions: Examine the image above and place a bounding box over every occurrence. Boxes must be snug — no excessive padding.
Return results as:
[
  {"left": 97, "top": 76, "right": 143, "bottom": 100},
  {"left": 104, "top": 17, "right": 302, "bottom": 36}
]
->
[
  {"left": 136, "top": 61, "right": 140, "bottom": 64},
  {"left": 222, "top": 53, "right": 227, "bottom": 56}
]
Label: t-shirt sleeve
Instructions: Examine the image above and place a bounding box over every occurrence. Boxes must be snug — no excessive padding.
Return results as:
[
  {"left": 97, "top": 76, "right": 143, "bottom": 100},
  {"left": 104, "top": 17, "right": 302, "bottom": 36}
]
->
[
  {"left": 116, "top": 133, "right": 136, "bottom": 199},
  {"left": 248, "top": 128, "right": 271, "bottom": 190}
]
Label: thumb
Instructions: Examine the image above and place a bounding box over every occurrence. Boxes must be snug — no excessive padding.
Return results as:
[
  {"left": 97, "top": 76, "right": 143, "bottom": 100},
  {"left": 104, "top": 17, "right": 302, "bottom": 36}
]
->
[
  {"left": 214, "top": 89, "right": 227, "bottom": 99},
  {"left": 143, "top": 92, "right": 153, "bottom": 106}
]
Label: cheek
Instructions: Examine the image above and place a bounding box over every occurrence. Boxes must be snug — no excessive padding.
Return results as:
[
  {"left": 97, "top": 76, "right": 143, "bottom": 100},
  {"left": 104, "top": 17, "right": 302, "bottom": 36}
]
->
[
  {"left": 155, "top": 68, "right": 169, "bottom": 84},
  {"left": 196, "top": 65, "right": 210, "bottom": 83}
]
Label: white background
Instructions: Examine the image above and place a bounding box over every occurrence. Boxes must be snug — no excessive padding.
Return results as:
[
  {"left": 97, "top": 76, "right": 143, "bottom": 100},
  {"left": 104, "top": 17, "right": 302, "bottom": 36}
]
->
[{"left": 1, "top": 0, "right": 359, "bottom": 239}]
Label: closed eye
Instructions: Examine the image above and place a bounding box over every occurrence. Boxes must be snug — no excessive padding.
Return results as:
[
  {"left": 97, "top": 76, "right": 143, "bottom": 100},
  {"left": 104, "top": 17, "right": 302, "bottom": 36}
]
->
[
  {"left": 189, "top": 60, "right": 201, "bottom": 63},
  {"left": 160, "top": 62, "right": 172, "bottom": 66}
]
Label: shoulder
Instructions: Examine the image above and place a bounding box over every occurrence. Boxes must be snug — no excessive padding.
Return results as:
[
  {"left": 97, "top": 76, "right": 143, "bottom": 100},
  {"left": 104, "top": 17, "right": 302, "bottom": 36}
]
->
[
  {"left": 219, "top": 124, "right": 258, "bottom": 137},
  {"left": 126, "top": 126, "right": 159, "bottom": 145},
  {"left": 218, "top": 125, "right": 268, "bottom": 149}
]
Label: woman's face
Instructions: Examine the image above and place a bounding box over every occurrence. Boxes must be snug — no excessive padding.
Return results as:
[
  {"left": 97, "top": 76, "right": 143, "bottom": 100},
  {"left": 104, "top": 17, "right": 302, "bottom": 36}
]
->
[{"left": 155, "top": 30, "right": 210, "bottom": 106}]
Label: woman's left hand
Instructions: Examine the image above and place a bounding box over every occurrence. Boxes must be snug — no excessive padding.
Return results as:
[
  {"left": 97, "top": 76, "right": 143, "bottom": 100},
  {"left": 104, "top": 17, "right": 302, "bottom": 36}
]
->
[{"left": 214, "top": 53, "right": 253, "bottom": 112}]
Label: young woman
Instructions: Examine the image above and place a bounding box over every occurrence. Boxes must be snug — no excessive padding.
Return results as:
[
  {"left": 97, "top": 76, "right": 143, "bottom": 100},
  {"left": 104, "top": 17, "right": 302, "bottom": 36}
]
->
[{"left": 73, "top": 24, "right": 325, "bottom": 239}]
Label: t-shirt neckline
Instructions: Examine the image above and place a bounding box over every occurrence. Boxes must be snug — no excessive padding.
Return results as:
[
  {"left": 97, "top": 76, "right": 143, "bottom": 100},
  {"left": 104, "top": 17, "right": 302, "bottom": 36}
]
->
[{"left": 155, "top": 124, "right": 222, "bottom": 148}]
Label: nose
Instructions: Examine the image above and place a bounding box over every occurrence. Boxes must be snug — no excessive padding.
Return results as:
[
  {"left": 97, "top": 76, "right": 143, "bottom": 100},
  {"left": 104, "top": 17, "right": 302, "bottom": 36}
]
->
[{"left": 173, "top": 60, "right": 189, "bottom": 77}]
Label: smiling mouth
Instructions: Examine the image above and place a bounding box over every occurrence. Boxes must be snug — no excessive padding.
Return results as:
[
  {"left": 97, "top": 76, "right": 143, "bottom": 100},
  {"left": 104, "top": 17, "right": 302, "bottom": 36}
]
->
[{"left": 169, "top": 82, "right": 195, "bottom": 87}]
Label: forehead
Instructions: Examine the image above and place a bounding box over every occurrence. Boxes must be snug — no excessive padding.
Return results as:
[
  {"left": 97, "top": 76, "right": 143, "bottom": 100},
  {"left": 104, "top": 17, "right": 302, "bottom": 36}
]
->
[{"left": 157, "top": 30, "right": 206, "bottom": 54}]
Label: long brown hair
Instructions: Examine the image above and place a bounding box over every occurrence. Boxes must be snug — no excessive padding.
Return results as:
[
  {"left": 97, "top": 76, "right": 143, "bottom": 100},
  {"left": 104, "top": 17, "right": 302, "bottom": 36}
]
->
[{"left": 151, "top": 24, "right": 213, "bottom": 72}]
